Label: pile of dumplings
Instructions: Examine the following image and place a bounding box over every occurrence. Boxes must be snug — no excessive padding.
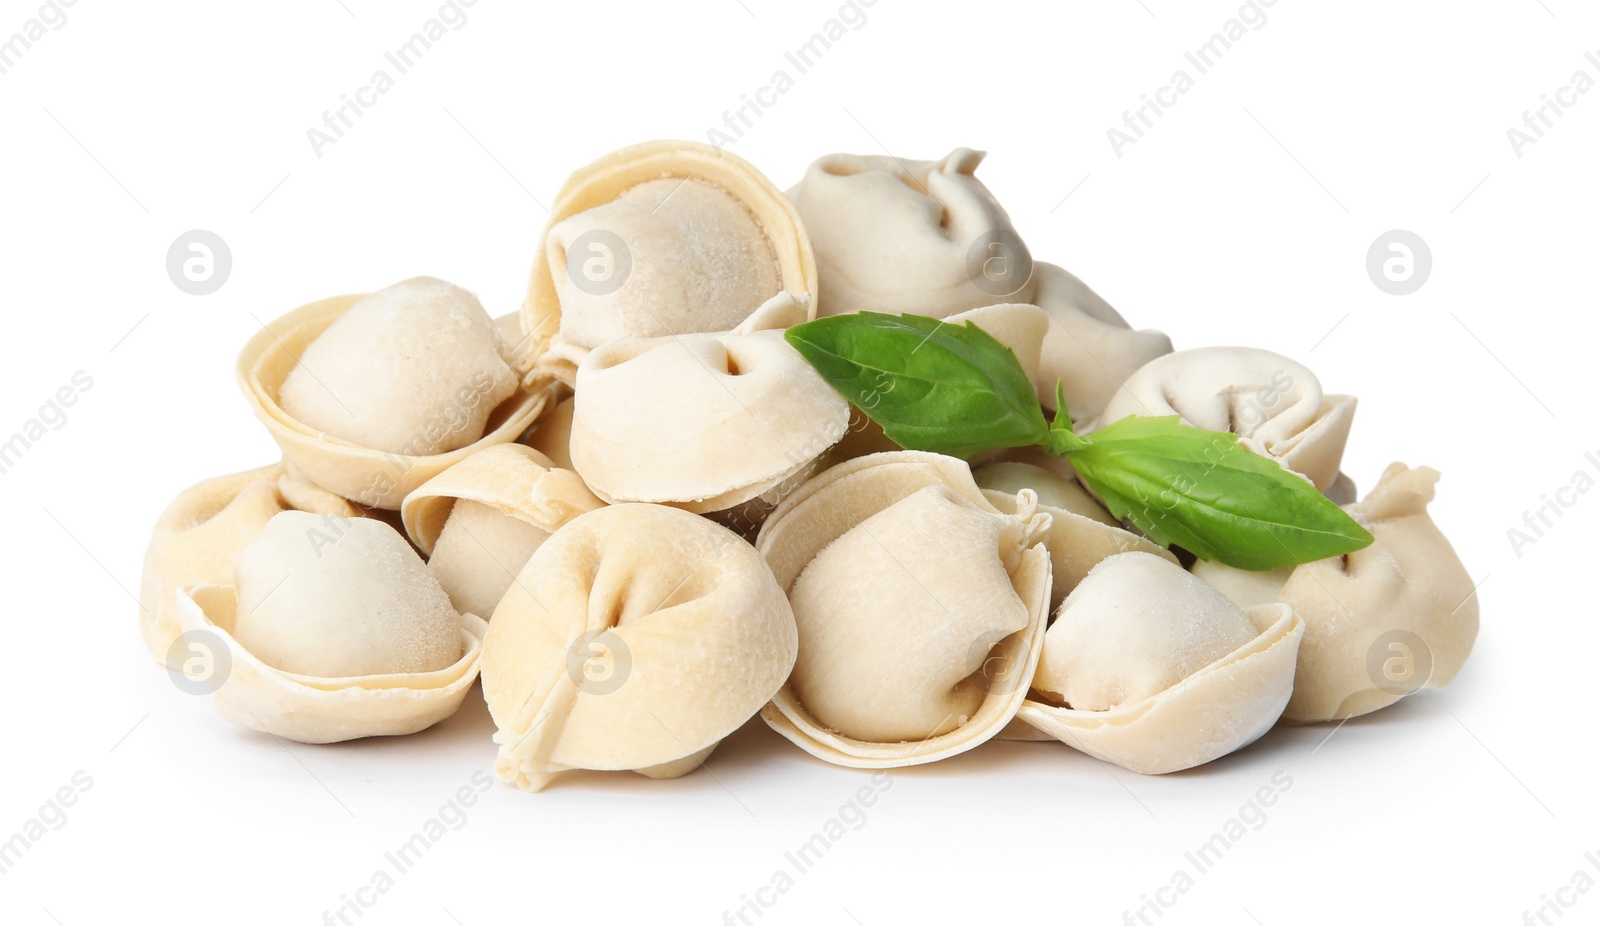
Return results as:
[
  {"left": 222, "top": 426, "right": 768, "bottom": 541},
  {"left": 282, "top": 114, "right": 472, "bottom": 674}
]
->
[{"left": 141, "top": 140, "right": 1479, "bottom": 790}]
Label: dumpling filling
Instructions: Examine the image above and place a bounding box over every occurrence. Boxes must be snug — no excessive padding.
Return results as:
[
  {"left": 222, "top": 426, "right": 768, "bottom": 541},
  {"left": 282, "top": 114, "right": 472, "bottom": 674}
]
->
[
  {"left": 548, "top": 177, "right": 781, "bottom": 348},
  {"left": 427, "top": 500, "right": 551, "bottom": 620},
  {"left": 278, "top": 277, "right": 519, "bottom": 457},
  {"left": 232, "top": 511, "right": 463, "bottom": 677},
  {"left": 787, "top": 486, "right": 1032, "bottom": 742},
  {"left": 1036, "top": 553, "right": 1258, "bottom": 711}
]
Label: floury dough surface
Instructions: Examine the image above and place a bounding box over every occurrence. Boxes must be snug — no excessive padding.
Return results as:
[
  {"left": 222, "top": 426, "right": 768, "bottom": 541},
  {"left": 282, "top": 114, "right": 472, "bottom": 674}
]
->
[
  {"left": 569, "top": 292, "right": 848, "bottom": 513},
  {"left": 481, "top": 504, "right": 798, "bottom": 791},
  {"left": 1037, "top": 552, "right": 1260, "bottom": 712},
  {"left": 278, "top": 277, "right": 519, "bottom": 457},
  {"left": 427, "top": 499, "right": 551, "bottom": 620},
  {"left": 787, "top": 148, "right": 1036, "bottom": 317},
  {"left": 1093, "top": 346, "right": 1355, "bottom": 491},
  {"left": 786, "top": 486, "right": 1033, "bottom": 743},
  {"left": 548, "top": 178, "right": 781, "bottom": 347},
  {"left": 232, "top": 511, "right": 464, "bottom": 678}
]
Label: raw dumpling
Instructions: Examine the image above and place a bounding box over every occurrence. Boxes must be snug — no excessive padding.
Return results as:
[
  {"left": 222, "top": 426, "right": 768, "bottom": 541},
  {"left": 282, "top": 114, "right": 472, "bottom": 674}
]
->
[
  {"left": 482, "top": 504, "right": 797, "bottom": 791},
  {"left": 232, "top": 512, "right": 463, "bottom": 677},
  {"left": 429, "top": 501, "right": 546, "bottom": 618},
  {"left": 521, "top": 395, "right": 578, "bottom": 473},
  {"left": 139, "top": 463, "right": 359, "bottom": 668},
  {"left": 238, "top": 291, "right": 549, "bottom": 509},
  {"left": 549, "top": 179, "right": 780, "bottom": 347},
  {"left": 400, "top": 444, "right": 604, "bottom": 619},
  {"left": 1093, "top": 346, "right": 1355, "bottom": 491},
  {"left": 175, "top": 512, "right": 487, "bottom": 744},
  {"left": 522, "top": 140, "right": 816, "bottom": 383},
  {"left": 973, "top": 460, "right": 1117, "bottom": 527},
  {"left": 570, "top": 292, "right": 849, "bottom": 514},
  {"left": 788, "top": 148, "right": 1036, "bottom": 317},
  {"left": 756, "top": 452, "right": 1052, "bottom": 767},
  {"left": 974, "top": 461, "right": 1177, "bottom": 613},
  {"left": 1193, "top": 463, "right": 1479, "bottom": 724},
  {"left": 279, "top": 277, "right": 519, "bottom": 457},
  {"left": 1031, "top": 262, "right": 1174, "bottom": 424},
  {"left": 1020, "top": 552, "right": 1304, "bottom": 774},
  {"left": 789, "top": 487, "right": 1036, "bottom": 741},
  {"left": 1035, "top": 553, "right": 1260, "bottom": 711}
]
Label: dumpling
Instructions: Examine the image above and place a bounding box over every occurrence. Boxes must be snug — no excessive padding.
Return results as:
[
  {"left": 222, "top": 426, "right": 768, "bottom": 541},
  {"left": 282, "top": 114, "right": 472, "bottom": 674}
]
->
[
  {"left": 481, "top": 504, "right": 797, "bottom": 791},
  {"left": 232, "top": 512, "right": 463, "bottom": 676},
  {"left": 550, "top": 179, "right": 779, "bottom": 344},
  {"left": 1092, "top": 346, "right": 1355, "bottom": 491},
  {"left": 972, "top": 460, "right": 1118, "bottom": 527},
  {"left": 1020, "top": 552, "right": 1305, "bottom": 774},
  {"left": 400, "top": 443, "right": 604, "bottom": 619},
  {"left": 569, "top": 292, "right": 849, "bottom": 515},
  {"left": 520, "top": 395, "right": 578, "bottom": 473},
  {"left": 279, "top": 277, "right": 519, "bottom": 457},
  {"left": 522, "top": 140, "right": 817, "bottom": 383},
  {"left": 1192, "top": 463, "right": 1479, "bottom": 724},
  {"left": 175, "top": 511, "right": 487, "bottom": 744},
  {"left": 1036, "top": 553, "right": 1261, "bottom": 711},
  {"left": 788, "top": 148, "right": 1036, "bottom": 317},
  {"left": 139, "top": 463, "right": 359, "bottom": 669},
  {"left": 786, "top": 144, "right": 1170, "bottom": 417},
  {"left": 756, "top": 451, "right": 1053, "bottom": 767},
  {"left": 1030, "top": 262, "right": 1174, "bottom": 424},
  {"left": 974, "top": 461, "right": 1177, "bottom": 612},
  {"left": 238, "top": 286, "right": 549, "bottom": 509}
]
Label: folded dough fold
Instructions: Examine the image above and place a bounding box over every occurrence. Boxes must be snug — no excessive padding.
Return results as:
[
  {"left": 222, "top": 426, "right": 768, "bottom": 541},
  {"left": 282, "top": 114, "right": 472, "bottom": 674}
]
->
[
  {"left": 523, "top": 140, "right": 816, "bottom": 384},
  {"left": 1021, "top": 553, "right": 1304, "bottom": 774},
  {"left": 482, "top": 504, "right": 797, "bottom": 791},
  {"left": 1093, "top": 346, "right": 1354, "bottom": 491},
  {"left": 1193, "top": 463, "right": 1478, "bottom": 724},
  {"left": 140, "top": 463, "right": 359, "bottom": 669},
  {"left": 756, "top": 451, "right": 1053, "bottom": 768}
]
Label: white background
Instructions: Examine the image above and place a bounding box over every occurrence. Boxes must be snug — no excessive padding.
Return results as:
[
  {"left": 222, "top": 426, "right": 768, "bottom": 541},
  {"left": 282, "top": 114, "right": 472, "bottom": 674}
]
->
[{"left": 2, "top": 1, "right": 1594, "bottom": 924}]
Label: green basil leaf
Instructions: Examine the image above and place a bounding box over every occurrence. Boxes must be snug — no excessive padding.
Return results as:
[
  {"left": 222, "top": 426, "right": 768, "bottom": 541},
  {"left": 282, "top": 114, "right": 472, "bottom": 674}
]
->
[
  {"left": 1068, "top": 415, "right": 1375, "bottom": 570},
  {"left": 784, "top": 312, "right": 1049, "bottom": 458},
  {"left": 1043, "top": 380, "right": 1089, "bottom": 456}
]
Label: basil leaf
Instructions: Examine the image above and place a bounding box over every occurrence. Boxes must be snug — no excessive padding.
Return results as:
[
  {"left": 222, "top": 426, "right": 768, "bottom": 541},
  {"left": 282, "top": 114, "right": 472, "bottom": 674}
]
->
[
  {"left": 1043, "top": 380, "right": 1089, "bottom": 456},
  {"left": 784, "top": 313, "right": 1374, "bottom": 571},
  {"left": 1068, "top": 415, "right": 1375, "bottom": 571},
  {"left": 784, "top": 312, "right": 1049, "bottom": 458}
]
